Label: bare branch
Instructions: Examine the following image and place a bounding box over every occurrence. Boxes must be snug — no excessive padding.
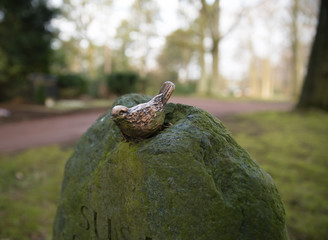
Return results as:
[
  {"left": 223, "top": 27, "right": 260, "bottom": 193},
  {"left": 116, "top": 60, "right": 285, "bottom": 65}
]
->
[{"left": 220, "top": 0, "right": 272, "bottom": 40}]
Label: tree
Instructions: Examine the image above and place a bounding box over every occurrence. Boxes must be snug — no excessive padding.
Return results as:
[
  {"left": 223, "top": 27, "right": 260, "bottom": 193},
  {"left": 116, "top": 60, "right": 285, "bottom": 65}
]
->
[
  {"left": 51, "top": 38, "right": 80, "bottom": 74},
  {"left": 157, "top": 28, "right": 201, "bottom": 83},
  {"left": 196, "top": 0, "right": 221, "bottom": 95},
  {"left": 290, "top": 0, "right": 318, "bottom": 98},
  {"left": 180, "top": 0, "right": 246, "bottom": 95},
  {"left": 196, "top": 3, "right": 208, "bottom": 95},
  {"left": 111, "top": 20, "right": 134, "bottom": 72},
  {"left": 206, "top": 0, "right": 221, "bottom": 95},
  {"left": 126, "top": 0, "right": 160, "bottom": 76},
  {"left": 58, "top": 0, "right": 112, "bottom": 78},
  {"left": 0, "top": 0, "right": 57, "bottom": 101},
  {"left": 177, "top": 0, "right": 221, "bottom": 95},
  {"left": 297, "top": 0, "right": 328, "bottom": 111},
  {"left": 291, "top": 0, "right": 301, "bottom": 98}
]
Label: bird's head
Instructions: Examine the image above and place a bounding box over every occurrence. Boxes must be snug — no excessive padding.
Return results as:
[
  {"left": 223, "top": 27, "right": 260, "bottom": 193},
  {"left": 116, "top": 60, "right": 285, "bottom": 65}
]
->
[{"left": 111, "top": 105, "right": 129, "bottom": 121}]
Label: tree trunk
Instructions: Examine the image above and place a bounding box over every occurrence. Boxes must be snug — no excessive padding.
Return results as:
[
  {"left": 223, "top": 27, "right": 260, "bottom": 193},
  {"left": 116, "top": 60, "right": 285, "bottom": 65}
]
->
[
  {"left": 297, "top": 0, "right": 328, "bottom": 111},
  {"left": 261, "top": 58, "right": 273, "bottom": 99},
  {"left": 88, "top": 42, "right": 95, "bottom": 79},
  {"left": 291, "top": 0, "right": 302, "bottom": 98},
  {"left": 196, "top": 44, "right": 208, "bottom": 94},
  {"left": 249, "top": 58, "right": 259, "bottom": 98},
  {"left": 197, "top": 0, "right": 209, "bottom": 95},
  {"left": 104, "top": 46, "right": 112, "bottom": 74},
  {"left": 209, "top": 0, "right": 221, "bottom": 96},
  {"left": 210, "top": 37, "right": 220, "bottom": 95}
]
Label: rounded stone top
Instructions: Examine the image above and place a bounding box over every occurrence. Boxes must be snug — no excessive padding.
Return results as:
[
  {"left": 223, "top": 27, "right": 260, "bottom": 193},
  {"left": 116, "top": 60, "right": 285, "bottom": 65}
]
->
[{"left": 53, "top": 94, "right": 288, "bottom": 240}]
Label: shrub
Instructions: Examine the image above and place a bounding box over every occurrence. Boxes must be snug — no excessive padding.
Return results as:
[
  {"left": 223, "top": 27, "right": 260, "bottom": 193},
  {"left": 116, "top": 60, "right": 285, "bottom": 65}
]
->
[
  {"left": 174, "top": 82, "right": 197, "bottom": 95},
  {"left": 106, "top": 72, "right": 140, "bottom": 95},
  {"left": 57, "top": 74, "right": 88, "bottom": 99},
  {"left": 34, "top": 85, "right": 46, "bottom": 104}
]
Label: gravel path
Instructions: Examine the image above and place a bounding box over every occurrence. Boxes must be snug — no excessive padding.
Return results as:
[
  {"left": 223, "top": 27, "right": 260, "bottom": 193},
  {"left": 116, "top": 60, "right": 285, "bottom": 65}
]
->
[{"left": 0, "top": 97, "right": 293, "bottom": 153}]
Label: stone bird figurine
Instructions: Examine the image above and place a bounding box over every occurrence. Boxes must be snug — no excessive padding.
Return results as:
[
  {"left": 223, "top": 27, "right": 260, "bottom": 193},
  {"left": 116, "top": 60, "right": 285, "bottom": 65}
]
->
[{"left": 111, "top": 81, "right": 175, "bottom": 141}]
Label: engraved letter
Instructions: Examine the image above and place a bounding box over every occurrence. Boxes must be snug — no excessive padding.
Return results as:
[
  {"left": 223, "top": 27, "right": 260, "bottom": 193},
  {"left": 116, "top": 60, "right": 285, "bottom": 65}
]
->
[
  {"left": 80, "top": 206, "right": 90, "bottom": 230},
  {"left": 107, "top": 218, "right": 112, "bottom": 240},
  {"left": 93, "top": 210, "right": 100, "bottom": 240}
]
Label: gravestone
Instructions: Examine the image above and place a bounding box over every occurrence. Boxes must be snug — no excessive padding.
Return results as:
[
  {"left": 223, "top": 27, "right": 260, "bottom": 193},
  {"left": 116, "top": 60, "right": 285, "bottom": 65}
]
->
[{"left": 53, "top": 94, "right": 288, "bottom": 240}]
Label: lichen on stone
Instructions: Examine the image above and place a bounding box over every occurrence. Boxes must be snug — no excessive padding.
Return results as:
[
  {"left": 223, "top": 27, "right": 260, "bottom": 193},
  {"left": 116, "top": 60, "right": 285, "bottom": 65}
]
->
[{"left": 53, "top": 94, "right": 289, "bottom": 240}]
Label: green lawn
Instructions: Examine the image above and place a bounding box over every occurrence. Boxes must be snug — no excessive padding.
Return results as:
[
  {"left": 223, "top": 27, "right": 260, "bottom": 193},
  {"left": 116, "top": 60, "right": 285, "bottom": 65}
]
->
[
  {"left": 224, "top": 111, "right": 328, "bottom": 240},
  {"left": 0, "top": 146, "right": 72, "bottom": 240},
  {"left": 0, "top": 111, "right": 327, "bottom": 240}
]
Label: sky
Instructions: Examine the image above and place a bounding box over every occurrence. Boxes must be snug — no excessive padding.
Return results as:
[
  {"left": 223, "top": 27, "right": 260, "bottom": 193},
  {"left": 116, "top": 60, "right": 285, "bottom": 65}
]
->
[{"left": 49, "top": 0, "right": 317, "bottom": 82}]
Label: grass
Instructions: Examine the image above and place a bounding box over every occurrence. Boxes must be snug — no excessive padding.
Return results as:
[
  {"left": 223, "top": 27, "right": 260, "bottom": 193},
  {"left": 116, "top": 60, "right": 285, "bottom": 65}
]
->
[
  {"left": 52, "top": 99, "right": 113, "bottom": 111},
  {"left": 0, "top": 146, "right": 72, "bottom": 240},
  {"left": 0, "top": 111, "right": 327, "bottom": 240},
  {"left": 224, "top": 110, "right": 328, "bottom": 240}
]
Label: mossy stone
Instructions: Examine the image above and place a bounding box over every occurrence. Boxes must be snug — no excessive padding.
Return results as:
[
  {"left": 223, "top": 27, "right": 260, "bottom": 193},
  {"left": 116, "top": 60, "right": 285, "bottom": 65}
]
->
[{"left": 53, "top": 94, "right": 288, "bottom": 240}]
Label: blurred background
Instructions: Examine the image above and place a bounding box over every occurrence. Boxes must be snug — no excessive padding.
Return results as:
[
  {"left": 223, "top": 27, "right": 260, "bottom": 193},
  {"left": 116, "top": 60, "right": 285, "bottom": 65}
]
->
[
  {"left": 0, "top": 0, "right": 327, "bottom": 239},
  {"left": 0, "top": 0, "right": 322, "bottom": 102}
]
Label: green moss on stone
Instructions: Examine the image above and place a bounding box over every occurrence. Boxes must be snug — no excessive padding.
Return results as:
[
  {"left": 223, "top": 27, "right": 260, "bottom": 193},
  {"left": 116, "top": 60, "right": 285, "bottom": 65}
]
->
[{"left": 53, "top": 94, "right": 288, "bottom": 240}]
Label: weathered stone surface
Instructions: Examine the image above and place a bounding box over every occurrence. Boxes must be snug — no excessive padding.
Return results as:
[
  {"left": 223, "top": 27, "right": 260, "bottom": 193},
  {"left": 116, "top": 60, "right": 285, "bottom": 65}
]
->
[{"left": 53, "top": 94, "right": 288, "bottom": 240}]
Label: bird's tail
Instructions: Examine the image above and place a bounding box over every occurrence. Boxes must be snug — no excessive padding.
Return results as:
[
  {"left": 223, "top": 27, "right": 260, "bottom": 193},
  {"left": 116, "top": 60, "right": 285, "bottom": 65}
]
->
[{"left": 159, "top": 81, "right": 175, "bottom": 105}]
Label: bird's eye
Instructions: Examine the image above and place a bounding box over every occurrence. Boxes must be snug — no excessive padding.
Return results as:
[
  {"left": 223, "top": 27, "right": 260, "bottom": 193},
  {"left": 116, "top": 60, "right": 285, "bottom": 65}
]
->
[{"left": 119, "top": 110, "right": 124, "bottom": 115}]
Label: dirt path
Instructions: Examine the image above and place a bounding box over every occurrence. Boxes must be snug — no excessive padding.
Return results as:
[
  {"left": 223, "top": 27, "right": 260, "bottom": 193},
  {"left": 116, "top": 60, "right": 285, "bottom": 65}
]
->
[
  {"left": 0, "top": 97, "right": 293, "bottom": 153},
  {"left": 170, "top": 97, "right": 293, "bottom": 118}
]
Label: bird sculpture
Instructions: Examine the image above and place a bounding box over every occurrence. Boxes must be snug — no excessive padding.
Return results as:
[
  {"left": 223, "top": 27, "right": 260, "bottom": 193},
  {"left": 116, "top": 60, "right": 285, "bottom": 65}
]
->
[{"left": 111, "top": 81, "right": 175, "bottom": 141}]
